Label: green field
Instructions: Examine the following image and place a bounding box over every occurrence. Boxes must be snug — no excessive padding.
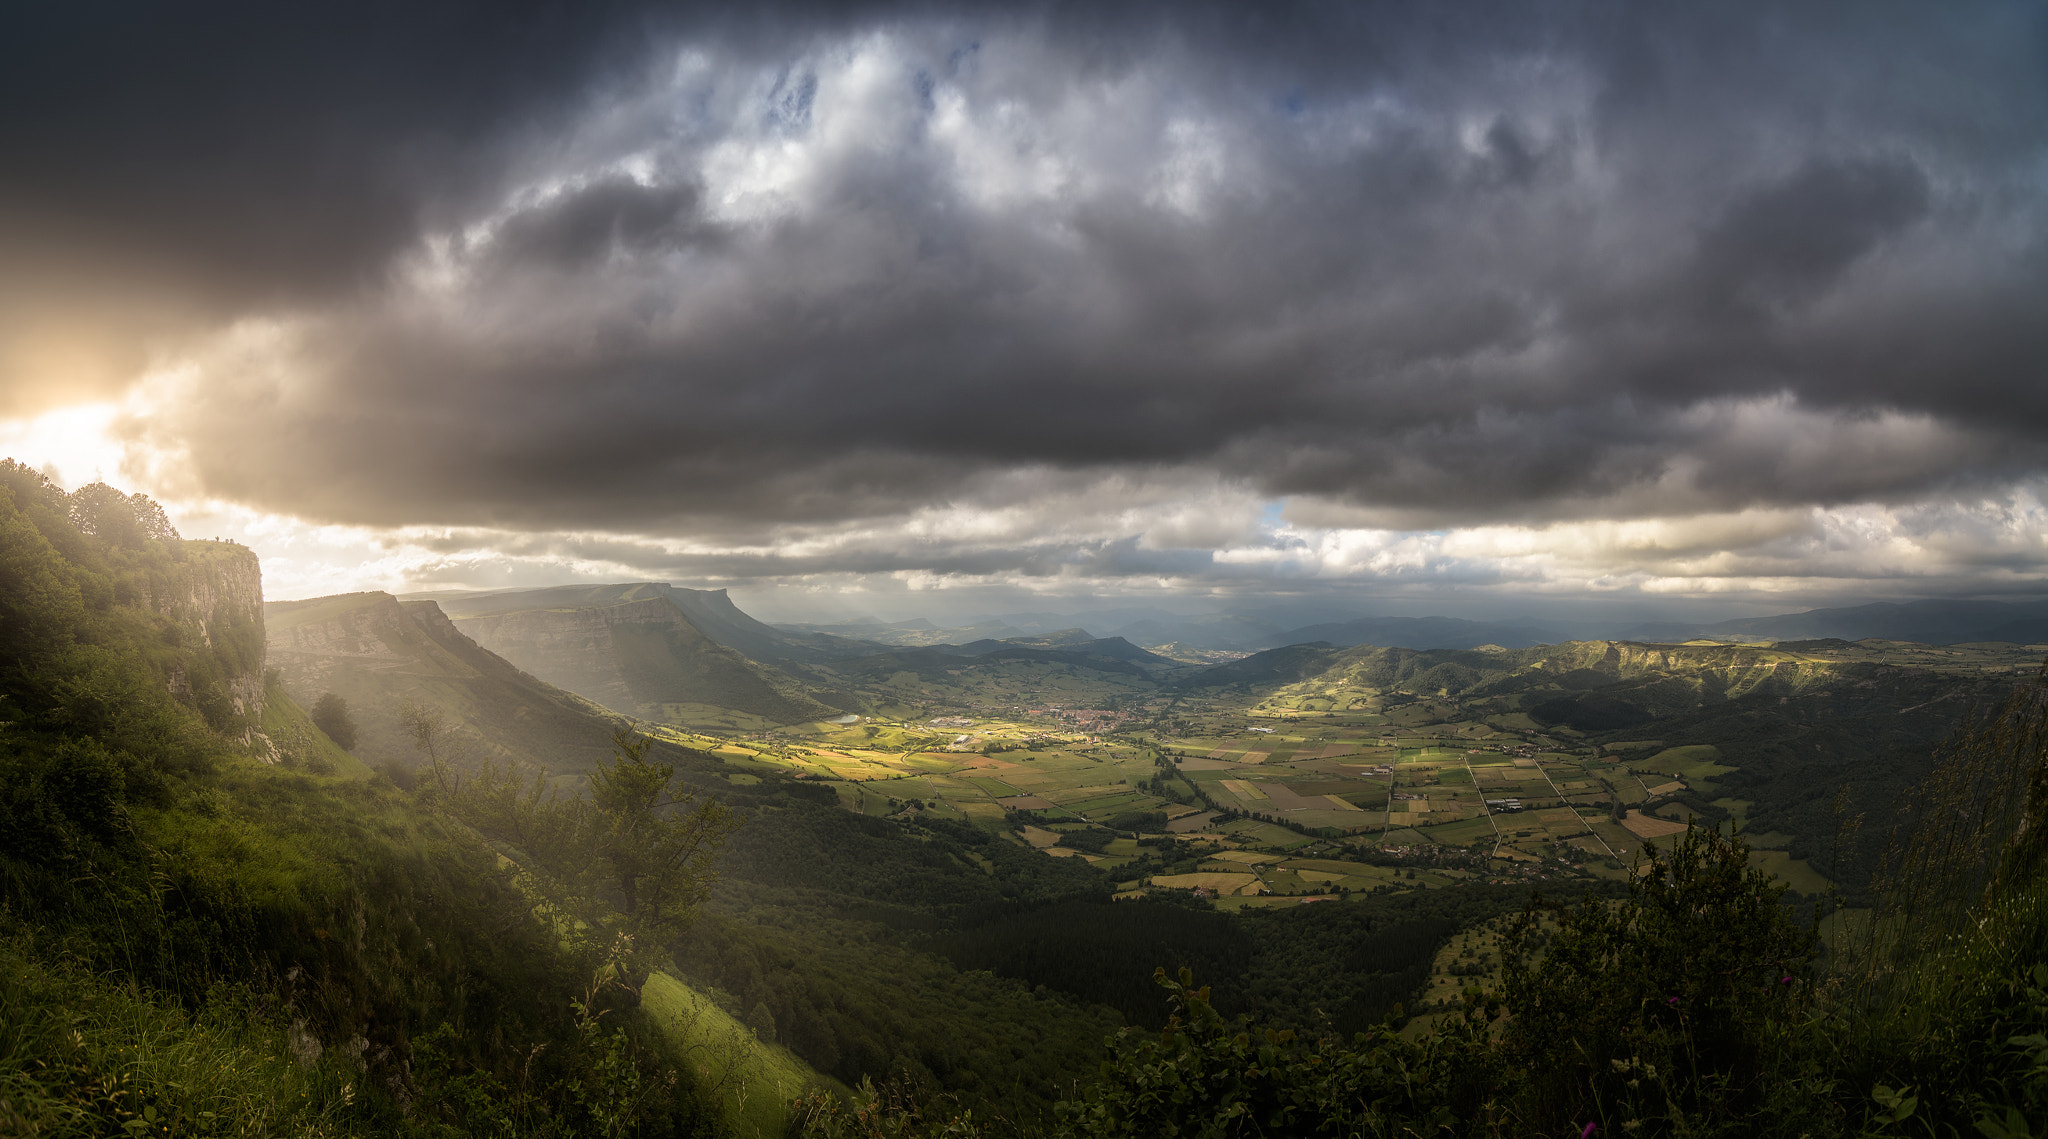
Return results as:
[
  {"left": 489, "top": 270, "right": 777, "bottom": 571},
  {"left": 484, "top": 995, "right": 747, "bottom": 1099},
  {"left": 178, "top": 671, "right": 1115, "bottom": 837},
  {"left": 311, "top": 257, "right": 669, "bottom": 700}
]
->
[
  {"left": 630, "top": 634, "right": 2015, "bottom": 903},
  {"left": 641, "top": 973, "right": 842, "bottom": 1138},
  {"left": 1640, "top": 744, "right": 1737, "bottom": 779}
]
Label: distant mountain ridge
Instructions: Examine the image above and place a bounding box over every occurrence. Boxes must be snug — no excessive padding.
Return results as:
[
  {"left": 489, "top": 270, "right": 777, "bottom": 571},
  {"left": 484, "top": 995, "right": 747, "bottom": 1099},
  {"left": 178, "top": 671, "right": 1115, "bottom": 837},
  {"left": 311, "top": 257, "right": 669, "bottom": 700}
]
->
[
  {"left": 420, "top": 582, "right": 883, "bottom": 664},
  {"left": 1256, "top": 615, "right": 1559, "bottom": 651},
  {"left": 425, "top": 587, "right": 839, "bottom": 729},
  {"left": 776, "top": 616, "right": 1041, "bottom": 647},
  {"left": 1176, "top": 636, "right": 1990, "bottom": 728},
  {"left": 265, "top": 591, "right": 684, "bottom": 777},
  {"left": 784, "top": 596, "right": 2048, "bottom": 655},
  {"left": 926, "top": 631, "right": 1179, "bottom": 667},
  {"left": 1619, "top": 599, "right": 2048, "bottom": 647},
  {"left": 782, "top": 609, "right": 1366, "bottom": 652},
  {"left": 417, "top": 585, "right": 1207, "bottom": 716},
  {"left": 782, "top": 608, "right": 1568, "bottom": 653}
]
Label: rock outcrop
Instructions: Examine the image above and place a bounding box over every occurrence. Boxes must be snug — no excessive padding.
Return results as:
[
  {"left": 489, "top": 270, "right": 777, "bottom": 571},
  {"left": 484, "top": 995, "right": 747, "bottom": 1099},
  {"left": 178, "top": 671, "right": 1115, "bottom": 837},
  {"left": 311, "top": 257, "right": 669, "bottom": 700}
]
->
[
  {"left": 265, "top": 591, "right": 679, "bottom": 777},
  {"left": 430, "top": 581, "right": 878, "bottom": 665},
  {"left": 451, "top": 595, "right": 834, "bottom": 728},
  {"left": 154, "top": 540, "right": 267, "bottom": 725}
]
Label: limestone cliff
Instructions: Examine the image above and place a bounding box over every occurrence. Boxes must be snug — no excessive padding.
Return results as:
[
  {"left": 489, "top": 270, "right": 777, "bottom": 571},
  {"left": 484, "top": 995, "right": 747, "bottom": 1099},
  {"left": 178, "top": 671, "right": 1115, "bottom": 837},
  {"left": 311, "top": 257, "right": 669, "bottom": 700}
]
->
[
  {"left": 265, "top": 592, "right": 665, "bottom": 777},
  {"left": 429, "top": 581, "right": 878, "bottom": 664},
  {"left": 451, "top": 597, "right": 835, "bottom": 728},
  {"left": 152, "top": 540, "right": 267, "bottom": 725}
]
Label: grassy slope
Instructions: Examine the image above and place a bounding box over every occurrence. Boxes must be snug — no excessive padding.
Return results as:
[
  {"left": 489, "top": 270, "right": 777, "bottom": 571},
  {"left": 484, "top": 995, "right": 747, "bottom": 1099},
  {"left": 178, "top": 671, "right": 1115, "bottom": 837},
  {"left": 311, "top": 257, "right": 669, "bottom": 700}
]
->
[
  {"left": 445, "top": 596, "right": 837, "bottom": 729},
  {"left": 642, "top": 971, "right": 845, "bottom": 1138},
  {"left": 265, "top": 592, "right": 688, "bottom": 780},
  {"left": 259, "top": 680, "right": 372, "bottom": 779}
]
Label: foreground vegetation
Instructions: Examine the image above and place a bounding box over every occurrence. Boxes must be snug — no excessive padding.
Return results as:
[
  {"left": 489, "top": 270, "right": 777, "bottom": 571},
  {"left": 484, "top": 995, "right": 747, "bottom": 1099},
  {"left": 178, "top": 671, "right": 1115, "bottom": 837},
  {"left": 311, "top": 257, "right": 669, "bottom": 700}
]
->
[
  {"left": 791, "top": 667, "right": 2048, "bottom": 1137},
  {"left": 0, "top": 462, "right": 746, "bottom": 1135},
  {"left": 797, "top": 833, "right": 2043, "bottom": 1136}
]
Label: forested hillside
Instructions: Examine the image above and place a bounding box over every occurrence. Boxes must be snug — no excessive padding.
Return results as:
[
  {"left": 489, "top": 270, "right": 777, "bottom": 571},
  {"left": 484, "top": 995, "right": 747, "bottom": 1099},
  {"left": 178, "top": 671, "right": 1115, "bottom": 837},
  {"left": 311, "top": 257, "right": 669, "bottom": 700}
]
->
[{"left": 0, "top": 462, "right": 796, "bottom": 1135}]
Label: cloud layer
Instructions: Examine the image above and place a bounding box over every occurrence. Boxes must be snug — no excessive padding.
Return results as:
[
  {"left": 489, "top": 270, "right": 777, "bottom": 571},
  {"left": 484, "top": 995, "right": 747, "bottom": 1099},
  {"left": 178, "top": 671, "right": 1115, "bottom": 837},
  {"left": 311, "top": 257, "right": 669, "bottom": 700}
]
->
[{"left": 6, "top": 1, "right": 2048, "bottom": 604}]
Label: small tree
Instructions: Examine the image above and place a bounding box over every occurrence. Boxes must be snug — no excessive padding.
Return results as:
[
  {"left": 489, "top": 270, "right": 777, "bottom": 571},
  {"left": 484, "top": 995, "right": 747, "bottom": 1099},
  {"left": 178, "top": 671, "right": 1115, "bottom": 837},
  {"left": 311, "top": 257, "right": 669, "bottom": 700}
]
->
[
  {"left": 399, "top": 699, "right": 477, "bottom": 799},
  {"left": 310, "top": 691, "right": 358, "bottom": 750},
  {"left": 397, "top": 714, "right": 735, "bottom": 965},
  {"left": 586, "top": 730, "right": 736, "bottom": 941}
]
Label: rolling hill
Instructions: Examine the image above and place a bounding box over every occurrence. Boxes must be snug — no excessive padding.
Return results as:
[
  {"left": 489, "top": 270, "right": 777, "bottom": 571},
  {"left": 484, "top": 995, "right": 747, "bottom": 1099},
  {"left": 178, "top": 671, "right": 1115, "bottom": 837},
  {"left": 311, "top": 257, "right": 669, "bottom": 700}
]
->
[
  {"left": 1257, "top": 615, "right": 1560, "bottom": 650},
  {"left": 265, "top": 591, "right": 690, "bottom": 777},
  {"left": 1618, "top": 598, "right": 2048, "bottom": 646},
  {"left": 429, "top": 588, "right": 839, "bottom": 729},
  {"left": 427, "top": 582, "right": 884, "bottom": 664},
  {"left": 939, "top": 632, "right": 1183, "bottom": 670}
]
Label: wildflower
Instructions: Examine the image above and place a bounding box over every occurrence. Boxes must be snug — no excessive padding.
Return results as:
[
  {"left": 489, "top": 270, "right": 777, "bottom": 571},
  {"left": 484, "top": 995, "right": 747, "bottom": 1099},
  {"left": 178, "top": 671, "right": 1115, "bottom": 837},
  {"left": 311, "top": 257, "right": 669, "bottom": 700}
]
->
[
  {"left": 1780, "top": 974, "right": 1793, "bottom": 985},
  {"left": 1666, "top": 996, "right": 1678, "bottom": 1006},
  {"left": 1581, "top": 1123, "right": 1598, "bottom": 1138}
]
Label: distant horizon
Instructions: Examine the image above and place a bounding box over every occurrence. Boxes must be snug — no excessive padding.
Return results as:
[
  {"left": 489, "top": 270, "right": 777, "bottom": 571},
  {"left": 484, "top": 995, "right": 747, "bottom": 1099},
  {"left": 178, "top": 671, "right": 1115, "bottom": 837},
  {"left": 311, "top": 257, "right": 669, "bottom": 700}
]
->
[{"left": 282, "top": 573, "right": 2048, "bottom": 647}]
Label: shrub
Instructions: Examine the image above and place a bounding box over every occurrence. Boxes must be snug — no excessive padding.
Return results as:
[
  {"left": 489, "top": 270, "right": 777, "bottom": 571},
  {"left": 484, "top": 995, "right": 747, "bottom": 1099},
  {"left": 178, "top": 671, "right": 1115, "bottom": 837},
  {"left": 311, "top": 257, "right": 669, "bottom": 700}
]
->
[{"left": 311, "top": 692, "right": 358, "bottom": 751}]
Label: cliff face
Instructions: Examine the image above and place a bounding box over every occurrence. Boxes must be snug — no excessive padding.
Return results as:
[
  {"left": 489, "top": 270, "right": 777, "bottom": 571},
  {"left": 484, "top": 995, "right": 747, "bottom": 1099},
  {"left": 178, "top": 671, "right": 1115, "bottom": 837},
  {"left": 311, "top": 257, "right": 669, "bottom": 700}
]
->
[
  {"left": 429, "top": 581, "right": 877, "bottom": 664},
  {"left": 452, "top": 598, "right": 834, "bottom": 727},
  {"left": 661, "top": 585, "right": 880, "bottom": 664},
  {"left": 154, "top": 541, "right": 267, "bottom": 723},
  {"left": 267, "top": 592, "right": 480, "bottom": 688},
  {"left": 264, "top": 592, "right": 664, "bottom": 778},
  {"left": 452, "top": 600, "right": 669, "bottom": 712}
]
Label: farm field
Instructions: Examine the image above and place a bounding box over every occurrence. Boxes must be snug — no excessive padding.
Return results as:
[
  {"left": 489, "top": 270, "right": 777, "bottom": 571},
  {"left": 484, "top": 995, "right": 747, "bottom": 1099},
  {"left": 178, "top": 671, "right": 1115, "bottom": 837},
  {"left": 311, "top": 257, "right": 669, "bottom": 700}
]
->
[
  {"left": 623, "top": 632, "right": 2034, "bottom": 905},
  {"left": 643, "top": 689, "right": 1814, "bottom": 901}
]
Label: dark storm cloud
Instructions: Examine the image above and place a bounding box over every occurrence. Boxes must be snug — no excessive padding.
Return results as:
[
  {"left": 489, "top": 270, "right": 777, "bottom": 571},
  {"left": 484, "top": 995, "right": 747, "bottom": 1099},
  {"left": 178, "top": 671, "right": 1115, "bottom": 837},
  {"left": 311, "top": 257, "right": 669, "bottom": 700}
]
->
[
  {"left": 481, "top": 179, "right": 722, "bottom": 271},
  {"left": 407, "top": 526, "right": 1228, "bottom": 583},
  {"left": 0, "top": 1, "right": 652, "bottom": 400},
  {"left": 15, "top": 1, "right": 2048, "bottom": 535}
]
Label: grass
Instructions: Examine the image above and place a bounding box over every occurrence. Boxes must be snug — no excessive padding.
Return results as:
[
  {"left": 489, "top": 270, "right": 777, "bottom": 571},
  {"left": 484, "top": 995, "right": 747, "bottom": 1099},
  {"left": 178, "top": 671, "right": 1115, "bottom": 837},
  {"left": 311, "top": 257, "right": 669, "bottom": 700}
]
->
[
  {"left": 1746, "top": 849, "right": 1833, "bottom": 895},
  {"left": 1639, "top": 744, "right": 1736, "bottom": 779},
  {"left": 640, "top": 972, "right": 841, "bottom": 1139},
  {"left": 259, "top": 684, "right": 371, "bottom": 779},
  {"left": 0, "top": 928, "right": 364, "bottom": 1138}
]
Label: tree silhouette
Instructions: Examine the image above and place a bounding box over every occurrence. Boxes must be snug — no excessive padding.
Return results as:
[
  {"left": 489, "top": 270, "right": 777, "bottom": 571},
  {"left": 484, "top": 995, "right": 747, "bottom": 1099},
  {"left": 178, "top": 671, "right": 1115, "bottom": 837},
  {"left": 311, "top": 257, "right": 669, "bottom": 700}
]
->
[{"left": 311, "top": 692, "right": 357, "bottom": 750}]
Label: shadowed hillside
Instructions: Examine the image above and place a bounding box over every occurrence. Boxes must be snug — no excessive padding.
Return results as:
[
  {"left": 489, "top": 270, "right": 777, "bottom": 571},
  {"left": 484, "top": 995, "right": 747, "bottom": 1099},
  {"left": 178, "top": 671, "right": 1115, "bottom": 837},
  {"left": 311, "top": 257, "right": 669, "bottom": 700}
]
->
[
  {"left": 426, "top": 582, "right": 884, "bottom": 665},
  {"left": 437, "top": 590, "right": 839, "bottom": 729},
  {"left": 266, "top": 591, "right": 696, "bottom": 778}
]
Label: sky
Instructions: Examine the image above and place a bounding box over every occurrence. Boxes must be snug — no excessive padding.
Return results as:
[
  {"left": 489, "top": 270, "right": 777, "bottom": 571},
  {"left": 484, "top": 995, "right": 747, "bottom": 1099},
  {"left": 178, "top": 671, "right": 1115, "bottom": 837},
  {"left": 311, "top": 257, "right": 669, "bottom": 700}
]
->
[{"left": 3, "top": 1, "right": 2046, "bottom": 624}]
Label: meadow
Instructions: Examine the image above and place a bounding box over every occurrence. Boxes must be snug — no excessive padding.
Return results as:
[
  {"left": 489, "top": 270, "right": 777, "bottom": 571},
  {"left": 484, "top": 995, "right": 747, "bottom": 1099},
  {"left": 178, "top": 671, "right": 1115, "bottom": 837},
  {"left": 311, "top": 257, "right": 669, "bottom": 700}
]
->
[{"left": 644, "top": 673, "right": 1851, "bottom": 909}]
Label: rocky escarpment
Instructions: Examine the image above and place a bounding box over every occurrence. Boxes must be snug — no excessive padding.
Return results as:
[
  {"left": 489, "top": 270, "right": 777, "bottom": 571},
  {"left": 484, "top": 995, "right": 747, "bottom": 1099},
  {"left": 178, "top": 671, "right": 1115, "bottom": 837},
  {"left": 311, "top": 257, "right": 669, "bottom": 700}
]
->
[
  {"left": 152, "top": 540, "right": 266, "bottom": 726},
  {"left": 451, "top": 597, "right": 835, "bottom": 727},
  {"left": 264, "top": 592, "right": 664, "bottom": 777},
  {"left": 267, "top": 592, "right": 460, "bottom": 688},
  {"left": 431, "top": 581, "right": 880, "bottom": 665}
]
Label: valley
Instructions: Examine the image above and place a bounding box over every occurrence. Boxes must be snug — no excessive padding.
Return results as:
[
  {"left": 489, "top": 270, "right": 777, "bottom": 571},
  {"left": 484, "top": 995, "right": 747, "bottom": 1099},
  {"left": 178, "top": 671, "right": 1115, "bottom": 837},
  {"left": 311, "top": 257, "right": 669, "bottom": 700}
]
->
[
  {"left": 7, "top": 469, "right": 2043, "bottom": 1138},
  {"left": 583, "top": 624, "right": 2040, "bottom": 914},
  {"left": 268, "top": 578, "right": 2035, "bottom": 917}
]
